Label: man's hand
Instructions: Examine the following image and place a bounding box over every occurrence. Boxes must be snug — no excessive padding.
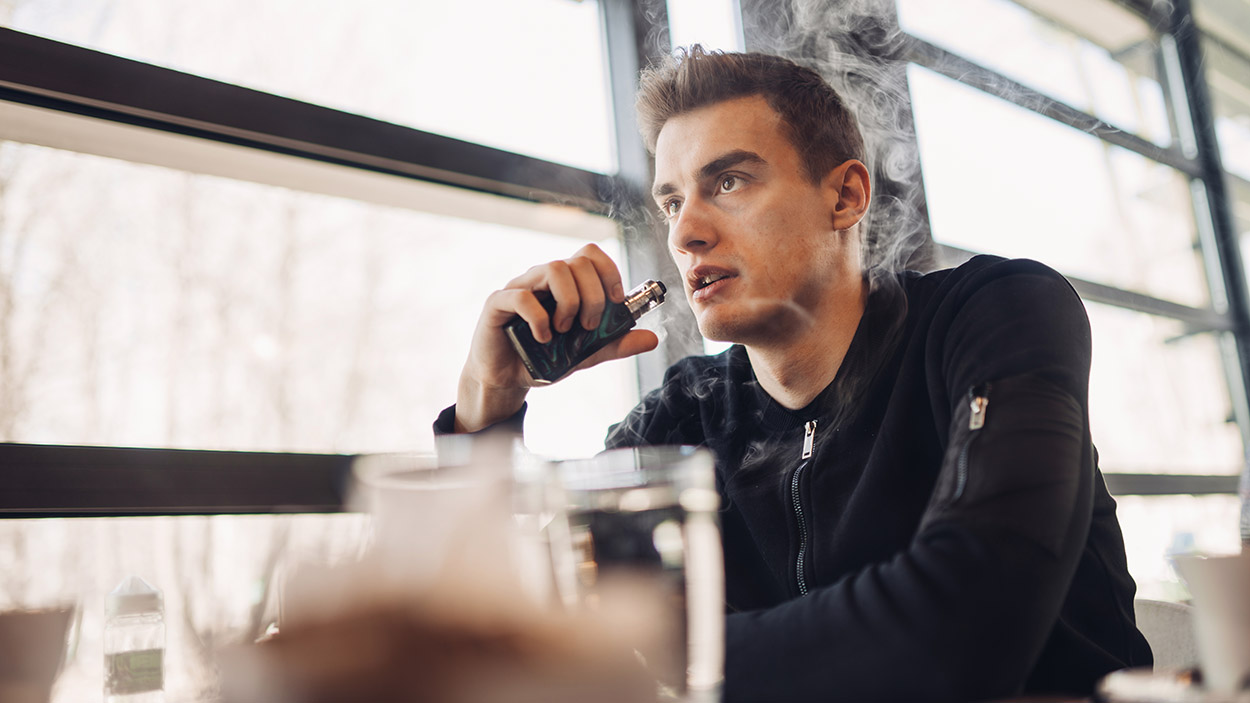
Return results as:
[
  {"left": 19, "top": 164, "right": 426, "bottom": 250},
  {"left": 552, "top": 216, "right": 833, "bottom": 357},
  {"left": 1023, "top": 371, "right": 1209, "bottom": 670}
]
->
[{"left": 455, "top": 243, "right": 660, "bottom": 433}]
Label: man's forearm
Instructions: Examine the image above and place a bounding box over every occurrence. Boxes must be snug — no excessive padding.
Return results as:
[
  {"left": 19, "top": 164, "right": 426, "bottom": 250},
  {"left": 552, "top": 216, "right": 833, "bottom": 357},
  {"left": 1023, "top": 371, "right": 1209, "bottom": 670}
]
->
[{"left": 454, "top": 373, "right": 529, "bottom": 434}]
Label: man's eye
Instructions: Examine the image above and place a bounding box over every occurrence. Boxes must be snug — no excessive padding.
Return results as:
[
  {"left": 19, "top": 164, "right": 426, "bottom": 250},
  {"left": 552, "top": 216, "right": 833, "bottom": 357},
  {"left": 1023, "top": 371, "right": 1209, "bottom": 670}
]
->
[
  {"left": 719, "top": 175, "right": 740, "bottom": 193},
  {"left": 661, "top": 200, "right": 682, "bottom": 218}
]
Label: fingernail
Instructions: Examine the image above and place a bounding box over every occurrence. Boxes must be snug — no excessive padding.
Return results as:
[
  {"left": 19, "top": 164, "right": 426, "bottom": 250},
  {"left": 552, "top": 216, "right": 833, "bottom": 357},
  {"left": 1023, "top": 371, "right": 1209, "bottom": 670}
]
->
[
  {"left": 588, "top": 315, "right": 601, "bottom": 330},
  {"left": 612, "top": 283, "right": 624, "bottom": 301}
]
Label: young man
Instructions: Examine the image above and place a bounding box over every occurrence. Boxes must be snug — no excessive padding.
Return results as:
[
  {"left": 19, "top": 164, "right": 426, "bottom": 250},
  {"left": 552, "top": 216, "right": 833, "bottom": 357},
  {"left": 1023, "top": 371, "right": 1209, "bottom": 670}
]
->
[{"left": 438, "top": 47, "right": 1152, "bottom": 701}]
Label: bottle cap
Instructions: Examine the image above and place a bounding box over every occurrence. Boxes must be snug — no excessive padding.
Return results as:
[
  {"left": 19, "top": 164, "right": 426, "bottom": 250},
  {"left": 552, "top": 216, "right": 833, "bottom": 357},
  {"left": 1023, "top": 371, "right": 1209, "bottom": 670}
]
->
[{"left": 107, "top": 576, "right": 163, "bottom": 617}]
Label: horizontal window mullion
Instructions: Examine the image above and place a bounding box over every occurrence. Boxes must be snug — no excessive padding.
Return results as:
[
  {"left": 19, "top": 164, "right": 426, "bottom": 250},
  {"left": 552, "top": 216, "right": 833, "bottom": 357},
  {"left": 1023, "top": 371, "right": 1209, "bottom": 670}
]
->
[
  {"left": 936, "top": 244, "right": 1234, "bottom": 332},
  {"left": 1103, "top": 472, "right": 1240, "bottom": 495},
  {"left": 1069, "top": 277, "right": 1234, "bottom": 334},
  {"left": 902, "top": 35, "right": 1203, "bottom": 178},
  {"left": 0, "top": 443, "right": 352, "bottom": 517},
  {"left": 0, "top": 27, "right": 636, "bottom": 214},
  {"left": 1110, "top": 0, "right": 1169, "bottom": 30}
]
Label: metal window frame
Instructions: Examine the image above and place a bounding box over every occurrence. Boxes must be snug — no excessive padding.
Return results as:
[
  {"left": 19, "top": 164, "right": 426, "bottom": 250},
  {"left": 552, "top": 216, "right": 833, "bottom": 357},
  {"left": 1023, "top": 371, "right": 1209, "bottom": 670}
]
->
[
  {"left": 0, "top": 6, "right": 686, "bottom": 517},
  {"left": 3, "top": 0, "right": 1246, "bottom": 511},
  {"left": 915, "top": 0, "right": 1250, "bottom": 499},
  {"left": 0, "top": 27, "right": 621, "bottom": 212},
  {"left": 600, "top": 0, "right": 705, "bottom": 393},
  {"left": 901, "top": 36, "right": 1204, "bottom": 177},
  {"left": 0, "top": 443, "right": 352, "bottom": 517},
  {"left": 736, "top": 0, "right": 1249, "bottom": 498}
]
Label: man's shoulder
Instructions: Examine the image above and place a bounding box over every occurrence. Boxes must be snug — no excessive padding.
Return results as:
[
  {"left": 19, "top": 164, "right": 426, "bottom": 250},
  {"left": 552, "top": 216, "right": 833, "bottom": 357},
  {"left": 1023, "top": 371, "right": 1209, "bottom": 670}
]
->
[
  {"left": 905, "top": 254, "right": 1076, "bottom": 310},
  {"left": 913, "top": 253, "right": 1068, "bottom": 286}
]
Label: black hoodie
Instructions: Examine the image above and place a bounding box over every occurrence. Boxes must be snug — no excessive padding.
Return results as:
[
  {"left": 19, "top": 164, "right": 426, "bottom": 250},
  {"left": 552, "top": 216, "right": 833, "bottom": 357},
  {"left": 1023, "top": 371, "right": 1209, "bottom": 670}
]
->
[
  {"left": 601, "top": 255, "right": 1152, "bottom": 702},
  {"left": 436, "top": 255, "right": 1152, "bottom": 702}
]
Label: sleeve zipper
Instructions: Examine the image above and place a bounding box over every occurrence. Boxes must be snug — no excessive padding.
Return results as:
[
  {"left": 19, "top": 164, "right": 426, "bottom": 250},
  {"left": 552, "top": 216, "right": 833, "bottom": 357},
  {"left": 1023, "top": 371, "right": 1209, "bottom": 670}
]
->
[
  {"left": 954, "top": 384, "right": 991, "bottom": 501},
  {"left": 792, "top": 420, "right": 817, "bottom": 596}
]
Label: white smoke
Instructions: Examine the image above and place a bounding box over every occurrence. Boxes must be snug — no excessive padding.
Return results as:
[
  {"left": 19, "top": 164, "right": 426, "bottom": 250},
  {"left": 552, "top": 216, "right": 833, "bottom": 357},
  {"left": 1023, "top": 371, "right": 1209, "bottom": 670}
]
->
[{"left": 745, "top": 0, "right": 935, "bottom": 284}]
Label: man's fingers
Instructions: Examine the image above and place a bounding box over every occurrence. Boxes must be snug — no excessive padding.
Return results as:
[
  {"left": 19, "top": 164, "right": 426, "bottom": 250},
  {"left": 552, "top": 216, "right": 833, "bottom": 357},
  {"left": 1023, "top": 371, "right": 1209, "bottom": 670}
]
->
[
  {"left": 542, "top": 261, "right": 581, "bottom": 334},
  {"left": 500, "top": 246, "right": 625, "bottom": 338},
  {"left": 567, "top": 256, "right": 607, "bottom": 331},
  {"left": 481, "top": 288, "right": 549, "bottom": 343},
  {"left": 575, "top": 243, "right": 626, "bottom": 303},
  {"left": 571, "top": 330, "right": 660, "bottom": 373}
]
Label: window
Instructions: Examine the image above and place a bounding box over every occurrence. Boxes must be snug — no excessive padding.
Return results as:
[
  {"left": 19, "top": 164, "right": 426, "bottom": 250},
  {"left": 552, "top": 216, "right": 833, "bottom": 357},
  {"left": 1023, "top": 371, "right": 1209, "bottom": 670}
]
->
[
  {"left": 0, "top": 135, "right": 634, "bottom": 459},
  {"left": 668, "top": 0, "right": 744, "bottom": 53},
  {"left": 909, "top": 65, "right": 1211, "bottom": 308},
  {"left": 0, "top": 513, "right": 370, "bottom": 701},
  {"left": 0, "top": 3, "right": 672, "bottom": 699},
  {"left": 896, "top": 0, "right": 1250, "bottom": 596},
  {"left": 898, "top": 0, "right": 1173, "bottom": 148},
  {"left": 1194, "top": 0, "right": 1250, "bottom": 178},
  {"left": 3, "top": 0, "right": 616, "bottom": 173},
  {"left": 1195, "top": 2, "right": 1250, "bottom": 338}
]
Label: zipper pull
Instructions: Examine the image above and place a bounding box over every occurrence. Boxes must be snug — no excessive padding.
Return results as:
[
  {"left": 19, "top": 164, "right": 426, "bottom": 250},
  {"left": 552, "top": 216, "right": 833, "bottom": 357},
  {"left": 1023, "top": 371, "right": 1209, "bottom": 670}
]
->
[
  {"left": 968, "top": 387, "right": 989, "bottom": 430},
  {"left": 801, "top": 420, "right": 817, "bottom": 460}
]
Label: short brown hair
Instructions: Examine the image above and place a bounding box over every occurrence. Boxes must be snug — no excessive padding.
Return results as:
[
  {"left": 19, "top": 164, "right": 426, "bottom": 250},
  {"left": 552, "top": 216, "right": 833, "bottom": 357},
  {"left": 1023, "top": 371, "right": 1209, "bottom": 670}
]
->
[{"left": 636, "top": 45, "right": 866, "bottom": 184}]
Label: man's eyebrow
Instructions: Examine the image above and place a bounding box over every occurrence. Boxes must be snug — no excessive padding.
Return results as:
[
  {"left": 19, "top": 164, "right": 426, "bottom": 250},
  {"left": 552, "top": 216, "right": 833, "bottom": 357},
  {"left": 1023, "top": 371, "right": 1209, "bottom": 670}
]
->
[{"left": 651, "top": 150, "right": 767, "bottom": 200}]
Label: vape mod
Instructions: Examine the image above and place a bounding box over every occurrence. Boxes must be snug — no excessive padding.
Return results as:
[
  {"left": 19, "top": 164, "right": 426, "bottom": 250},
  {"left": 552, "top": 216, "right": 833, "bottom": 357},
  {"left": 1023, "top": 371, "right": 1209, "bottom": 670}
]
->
[{"left": 504, "top": 279, "right": 666, "bottom": 384}]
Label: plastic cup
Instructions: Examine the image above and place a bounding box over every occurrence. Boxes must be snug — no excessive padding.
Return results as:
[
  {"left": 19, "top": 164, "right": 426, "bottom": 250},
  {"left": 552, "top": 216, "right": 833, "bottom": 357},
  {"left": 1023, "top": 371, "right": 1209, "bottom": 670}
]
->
[
  {"left": 0, "top": 606, "right": 78, "bottom": 703},
  {"left": 1173, "top": 551, "right": 1250, "bottom": 693}
]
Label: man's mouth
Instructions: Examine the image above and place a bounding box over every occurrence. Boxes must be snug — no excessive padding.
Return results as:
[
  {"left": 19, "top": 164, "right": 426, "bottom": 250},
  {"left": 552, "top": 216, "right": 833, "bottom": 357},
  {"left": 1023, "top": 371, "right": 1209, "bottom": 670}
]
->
[
  {"left": 695, "top": 273, "right": 730, "bottom": 291},
  {"left": 687, "top": 267, "right": 736, "bottom": 300}
]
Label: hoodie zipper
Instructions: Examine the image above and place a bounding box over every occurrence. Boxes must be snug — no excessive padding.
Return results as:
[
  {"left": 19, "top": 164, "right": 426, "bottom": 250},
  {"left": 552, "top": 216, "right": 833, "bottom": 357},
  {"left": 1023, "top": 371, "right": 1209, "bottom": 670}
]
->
[
  {"left": 791, "top": 420, "right": 817, "bottom": 596},
  {"left": 954, "top": 384, "right": 991, "bottom": 501}
]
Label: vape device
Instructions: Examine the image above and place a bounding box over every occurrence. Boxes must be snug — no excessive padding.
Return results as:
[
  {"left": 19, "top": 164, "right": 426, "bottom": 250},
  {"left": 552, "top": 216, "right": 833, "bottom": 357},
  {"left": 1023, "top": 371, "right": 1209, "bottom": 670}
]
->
[{"left": 504, "top": 279, "right": 666, "bottom": 384}]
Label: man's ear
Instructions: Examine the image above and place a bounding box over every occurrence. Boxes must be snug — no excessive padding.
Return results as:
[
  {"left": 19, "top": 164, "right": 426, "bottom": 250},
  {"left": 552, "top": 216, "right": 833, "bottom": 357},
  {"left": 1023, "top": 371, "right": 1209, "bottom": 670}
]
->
[{"left": 823, "top": 159, "right": 871, "bottom": 232}]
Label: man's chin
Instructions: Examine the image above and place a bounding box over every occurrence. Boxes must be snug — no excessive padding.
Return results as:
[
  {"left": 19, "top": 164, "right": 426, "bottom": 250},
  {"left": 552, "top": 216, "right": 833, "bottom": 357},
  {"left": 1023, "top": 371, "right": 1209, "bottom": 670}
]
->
[
  {"left": 697, "top": 306, "right": 809, "bottom": 346},
  {"left": 695, "top": 315, "right": 745, "bottom": 345}
]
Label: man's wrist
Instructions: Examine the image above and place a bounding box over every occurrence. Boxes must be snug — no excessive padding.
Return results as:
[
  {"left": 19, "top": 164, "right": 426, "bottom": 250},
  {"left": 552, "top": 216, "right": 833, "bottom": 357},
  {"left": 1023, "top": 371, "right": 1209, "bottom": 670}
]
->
[{"left": 455, "top": 375, "right": 528, "bottom": 433}]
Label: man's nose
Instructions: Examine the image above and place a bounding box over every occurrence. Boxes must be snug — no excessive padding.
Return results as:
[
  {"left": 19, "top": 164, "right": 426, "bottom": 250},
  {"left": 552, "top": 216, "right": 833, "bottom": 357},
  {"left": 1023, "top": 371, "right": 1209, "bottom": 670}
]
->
[{"left": 668, "top": 199, "right": 718, "bottom": 254}]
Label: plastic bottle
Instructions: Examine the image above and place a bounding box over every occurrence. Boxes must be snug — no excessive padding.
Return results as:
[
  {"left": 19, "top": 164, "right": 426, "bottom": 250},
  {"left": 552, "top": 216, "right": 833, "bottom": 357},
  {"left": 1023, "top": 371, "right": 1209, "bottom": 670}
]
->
[{"left": 104, "top": 576, "right": 165, "bottom": 702}]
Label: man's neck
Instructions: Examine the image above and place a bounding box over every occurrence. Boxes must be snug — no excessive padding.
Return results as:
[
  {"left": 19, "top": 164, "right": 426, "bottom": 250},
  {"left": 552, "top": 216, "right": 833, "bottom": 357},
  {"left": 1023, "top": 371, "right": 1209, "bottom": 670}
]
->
[{"left": 745, "top": 276, "right": 868, "bottom": 411}]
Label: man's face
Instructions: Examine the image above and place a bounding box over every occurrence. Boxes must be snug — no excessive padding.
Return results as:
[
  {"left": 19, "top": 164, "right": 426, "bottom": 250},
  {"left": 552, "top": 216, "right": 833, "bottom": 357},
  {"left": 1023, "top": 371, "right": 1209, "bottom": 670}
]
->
[{"left": 652, "top": 95, "right": 851, "bottom": 345}]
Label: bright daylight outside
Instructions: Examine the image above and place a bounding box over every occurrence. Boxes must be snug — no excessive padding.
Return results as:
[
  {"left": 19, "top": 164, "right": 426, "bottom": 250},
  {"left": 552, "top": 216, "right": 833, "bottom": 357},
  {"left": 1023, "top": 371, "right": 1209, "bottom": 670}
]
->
[
  {"left": 0, "top": 0, "right": 639, "bottom": 699},
  {"left": 1, "top": 0, "right": 1249, "bottom": 699},
  {"left": 898, "top": 0, "right": 1248, "bottom": 600}
]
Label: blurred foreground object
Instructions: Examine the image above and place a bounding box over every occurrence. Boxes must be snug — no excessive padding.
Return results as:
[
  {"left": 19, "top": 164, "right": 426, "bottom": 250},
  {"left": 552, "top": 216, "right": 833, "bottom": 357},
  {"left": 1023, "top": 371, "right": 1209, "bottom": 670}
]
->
[
  {"left": 1099, "top": 667, "right": 1250, "bottom": 702},
  {"left": 220, "top": 441, "right": 672, "bottom": 702},
  {"left": 0, "top": 607, "right": 78, "bottom": 703},
  {"left": 551, "top": 446, "right": 723, "bottom": 700},
  {"left": 221, "top": 595, "right": 658, "bottom": 703},
  {"left": 1173, "top": 550, "right": 1250, "bottom": 693},
  {"left": 104, "top": 576, "right": 165, "bottom": 702}
]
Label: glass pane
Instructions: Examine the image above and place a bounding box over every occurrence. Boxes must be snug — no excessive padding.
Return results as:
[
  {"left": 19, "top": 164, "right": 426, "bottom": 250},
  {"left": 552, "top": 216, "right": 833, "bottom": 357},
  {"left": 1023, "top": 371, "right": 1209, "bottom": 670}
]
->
[
  {"left": 909, "top": 65, "right": 1212, "bottom": 308},
  {"left": 1086, "top": 302, "right": 1243, "bottom": 475},
  {"left": 0, "top": 513, "right": 369, "bottom": 702},
  {"left": 897, "top": 0, "right": 1174, "bottom": 148},
  {"left": 1201, "top": 34, "right": 1250, "bottom": 181},
  {"left": 1237, "top": 175, "right": 1250, "bottom": 270},
  {"left": 667, "top": 0, "right": 744, "bottom": 52},
  {"left": 1, "top": 0, "right": 615, "bottom": 173},
  {"left": 1115, "top": 494, "right": 1242, "bottom": 601},
  {"left": 0, "top": 140, "right": 638, "bottom": 459}
]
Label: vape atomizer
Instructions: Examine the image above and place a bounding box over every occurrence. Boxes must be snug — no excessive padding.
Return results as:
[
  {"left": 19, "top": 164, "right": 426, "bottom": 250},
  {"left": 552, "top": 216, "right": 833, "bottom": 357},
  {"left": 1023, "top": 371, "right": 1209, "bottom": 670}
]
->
[{"left": 504, "top": 280, "right": 666, "bottom": 383}]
